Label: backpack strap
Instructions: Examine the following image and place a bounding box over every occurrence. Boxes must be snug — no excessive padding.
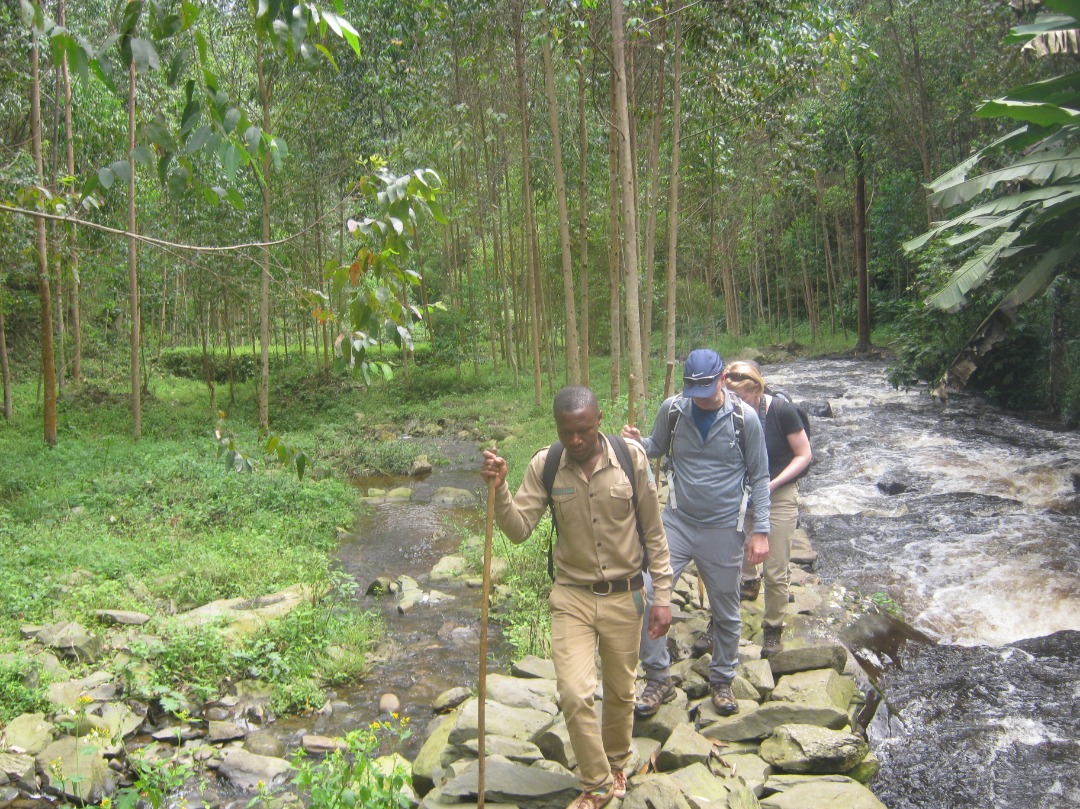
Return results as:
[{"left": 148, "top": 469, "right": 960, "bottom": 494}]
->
[
  {"left": 542, "top": 441, "right": 564, "bottom": 580},
  {"left": 608, "top": 434, "right": 649, "bottom": 571},
  {"left": 666, "top": 396, "right": 684, "bottom": 472},
  {"left": 541, "top": 435, "right": 648, "bottom": 579}
]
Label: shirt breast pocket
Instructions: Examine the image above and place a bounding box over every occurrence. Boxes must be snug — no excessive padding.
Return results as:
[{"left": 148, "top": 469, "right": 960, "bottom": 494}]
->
[{"left": 609, "top": 482, "right": 634, "bottom": 520}]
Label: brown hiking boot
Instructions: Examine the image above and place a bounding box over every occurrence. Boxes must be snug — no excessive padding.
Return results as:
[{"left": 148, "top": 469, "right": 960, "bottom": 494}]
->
[
  {"left": 612, "top": 770, "right": 627, "bottom": 799},
  {"left": 634, "top": 677, "right": 676, "bottom": 717},
  {"left": 740, "top": 577, "right": 761, "bottom": 601},
  {"left": 761, "top": 625, "right": 784, "bottom": 659},
  {"left": 565, "top": 788, "right": 613, "bottom": 809},
  {"left": 710, "top": 680, "right": 738, "bottom": 716},
  {"left": 691, "top": 618, "right": 713, "bottom": 657}
]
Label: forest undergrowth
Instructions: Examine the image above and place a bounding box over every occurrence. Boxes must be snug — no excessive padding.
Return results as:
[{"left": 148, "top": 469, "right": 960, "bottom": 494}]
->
[{"left": 0, "top": 324, "right": 878, "bottom": 718}]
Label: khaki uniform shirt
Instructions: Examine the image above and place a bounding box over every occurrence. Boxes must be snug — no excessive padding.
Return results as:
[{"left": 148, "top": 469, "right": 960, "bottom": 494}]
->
[{"left": 493, "top": 436, "right": 673, "bottom": 607}]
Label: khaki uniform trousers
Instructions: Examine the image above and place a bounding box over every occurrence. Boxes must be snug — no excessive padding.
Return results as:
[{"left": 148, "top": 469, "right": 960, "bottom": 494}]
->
[
  {"left": 549, "top": 582, "right": 643, "bottom": 793},
  {"left": 742, "top": 480, "right": 799, "bottom": 628}
]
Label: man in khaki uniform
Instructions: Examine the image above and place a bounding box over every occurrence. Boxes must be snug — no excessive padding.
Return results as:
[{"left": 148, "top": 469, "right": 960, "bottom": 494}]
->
[{"left": 481, "top": 386, "right": 673, "bottom": 809}]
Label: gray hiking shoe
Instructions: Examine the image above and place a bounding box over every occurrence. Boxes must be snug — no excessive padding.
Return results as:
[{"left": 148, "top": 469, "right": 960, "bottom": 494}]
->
[
  {"left": 710, "top": 680, "right": 738, "bottom": 716},
  {"left": 635, "top": 677, "right": 676, "bottom": 717},
  {"left": 761, "top": 625, "right": 784, "bottom": 659}
]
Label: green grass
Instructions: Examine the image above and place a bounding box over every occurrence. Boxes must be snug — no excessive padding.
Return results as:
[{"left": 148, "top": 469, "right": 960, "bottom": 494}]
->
[{"left": 0, "top": 325, "right": 884, "bottom": 704}]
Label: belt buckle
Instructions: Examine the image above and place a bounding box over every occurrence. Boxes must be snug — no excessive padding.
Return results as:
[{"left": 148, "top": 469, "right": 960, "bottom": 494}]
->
[{"left": 592, "top": 581, "right": 613, "bottom": 595}]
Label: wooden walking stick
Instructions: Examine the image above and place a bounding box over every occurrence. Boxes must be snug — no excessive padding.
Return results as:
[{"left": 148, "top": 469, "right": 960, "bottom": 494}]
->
[
  {"left": 628, "top": 373, "right": 636, "bottom": 429},
  {"left": 477, "top": 474, "right": 497, "bottom": 808}
]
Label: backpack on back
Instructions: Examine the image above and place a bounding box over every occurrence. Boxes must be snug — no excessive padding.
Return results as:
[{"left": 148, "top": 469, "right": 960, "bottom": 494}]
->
[
  {"left": 765, "top": 387, "right": 811, "bottom": 437},
  {"left": 540, "top": 434, "right": 648, "bottom": 579}
]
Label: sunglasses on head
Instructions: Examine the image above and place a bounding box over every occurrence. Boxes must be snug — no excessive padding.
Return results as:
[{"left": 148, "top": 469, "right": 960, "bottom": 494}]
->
[
  {"left": 725, "top": 372, "right": 754, "bottom": 383},
  {"left": 684, "top": 373, "right": 721, "bottom": 386}
]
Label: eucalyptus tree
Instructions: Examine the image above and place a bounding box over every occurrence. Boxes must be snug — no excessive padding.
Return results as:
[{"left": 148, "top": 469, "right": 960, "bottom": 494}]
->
[
  {"left": 611, "top": 0, "right": 646, "bottom": 417},
  {"left": 661, "top": 0, "right": 684, "bottom": 371},
  {"left": 24, "top": 0, "right": 58, "bottom": 446},
  {"left": 241, "top": 0, "right": 360, "bottom": 429},
  {"left": 540, "top": 0, "right": 581, "bottom": 384}
]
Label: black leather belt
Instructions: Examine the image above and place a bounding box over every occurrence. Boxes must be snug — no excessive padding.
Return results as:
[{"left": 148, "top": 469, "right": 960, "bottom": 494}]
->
[{"left": 586, "top": 572, "right": 645, "bottom": 595}]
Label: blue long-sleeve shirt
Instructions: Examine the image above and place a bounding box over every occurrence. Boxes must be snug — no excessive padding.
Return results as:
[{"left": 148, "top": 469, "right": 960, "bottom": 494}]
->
[{"left": 640, "top": 393, "right": 771, "bottom": 534}]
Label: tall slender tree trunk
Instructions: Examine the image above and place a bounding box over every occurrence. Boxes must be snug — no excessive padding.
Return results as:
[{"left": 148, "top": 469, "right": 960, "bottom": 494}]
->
[
  {"left": 640, "top": 8, "right": 667, "bottom": 393},
  {"left": 514, "top": 0, "right": 543, "bottom": 407},
  {"left": 577, "top": 61, "right": 590, "bottom": 387},
  {"left": 663, "top": 1, "right": 684, "bottom": 369},
  {"left": 854, "top": 142, "right": 872, "bottom": 352},
  {"left": 31, "top": 18, "right": 57, "bottom": 446},
  {"left": 1, "top": 298, "right": 12, "bottom": 422},
  {"left": 611, "top": 0, "right": 645, "bottom": 417},
  {"left": 541, "top": 3, "right": 581, "bottom": 384},
  {"left": 607, "top": 76, "right": 622, "bottom": 403},
  {"left": 256, "top": 38, "right": 272, "bottom": 430},
  {"left": 127, "top": 60, "right": 141, "bottom": 439}
]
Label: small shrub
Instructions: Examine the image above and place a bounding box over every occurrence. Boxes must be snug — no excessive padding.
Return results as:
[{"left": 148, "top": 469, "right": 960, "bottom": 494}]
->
[
  {"left": 291, "top": 717, "right": 414, "bottom": 809},
  {"left": 0, "top": 656, "right": 52, "bottom": 722}
]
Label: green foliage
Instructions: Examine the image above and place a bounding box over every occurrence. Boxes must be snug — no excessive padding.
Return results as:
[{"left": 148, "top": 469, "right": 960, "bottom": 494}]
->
[
  {"left": 333, "top": 161, "right": 448, "bottom": 384},
  {"left": 290, "top": 717, "right": 414, "bottom": 809},
  {"left": 0, "top": 655, "right": 52, "bottom": 722},
  {"left": 160, "top": 347, "right": 258, "bottom": 382},
  {"left": 894, "top": 2, "right": 1080, "bottom": 404},
  {"left": 114, "top": 746, "right": 195, "bottom": 809},
  {"left": 870, "top": 592, "right": 903, "bottom": 618}
]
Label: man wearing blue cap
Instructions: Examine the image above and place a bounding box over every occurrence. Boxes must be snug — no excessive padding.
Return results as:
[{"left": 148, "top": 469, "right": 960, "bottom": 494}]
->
[{"left": 622, "top": 348, "right": 771, "bottom": 716}]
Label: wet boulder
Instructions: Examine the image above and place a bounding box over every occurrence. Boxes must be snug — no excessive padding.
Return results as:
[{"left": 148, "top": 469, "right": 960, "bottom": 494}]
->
[
  {"left": 656, "top": 723, "right": 715, "bottom": 771},
  {"left": 207, "top": 720, "right": 247, "bottom": 744},
  {"left": 534, "top": 717, "right": 575, "bottom": 770},
  {"left": 35, "top": 622, "right": 103, "bottom": 663},
  {"left": 666, "top": 761, "right": 743, "bottom": 806},
  {"left": 431, "top": 487, "right": 475, "bottom": 505},
  {"left": 93, "top": 609, "right": 151, "bottom": 627},
  {"left": 0, "top": 752, "right": 38, "bottom": 792},
  {"left": 448, "top": 698, "right": 554, "bottom": 747},
  {"left": 461, "top": 735, "right": 545, "bottom": 764},
  {"left": 770, "top": 668, "right": 856, "bottom": 714},
  {"left": 619, "top": 773, "right": 694, "bottom": 809},
  {"left": 411, "top": 710, "right": 458, "bottom": 796},
  {"left": 216, "top": 748, "right": 294, "bottom": 791},
  {"left": 700, "top": 700, "right": 848, "bottom": 742},
  {"left": 760, "top": 774, "right": 886, "bottom": 808},
  {"left": 430, "top": 555, "right": 469, "bottom": 581},
  {"left": 432, "top": 687, "right": 472, "bottom": 714},
  {"left": 482, "top": 673, "right": 559, "bottom": 716},
  {"left": 437, "top": 755, "right": 579, "bottom": 808},
  {"left": 1, "top": 714, "right": 54, "bottom": 756},
  {"left": 716, "top": 751, "right": 772, "bottom": 796},
  {"left": 735, "top": 658, "right": 774, "bottom": 696},
  {"left": 759, "top": 724, "right": 869, "bottom": 774},
  {"left": 767, "top": 642, "right": 848, "bottom": 676},
  {"left": 511, "top": 656, "right": 556, "bottom": 680},
  {"left": 36, "top": 736, "right": 114, "bottom": 803},
  {"left": 876, "top": 475, "right": 911, "bottom": 495},
  {"left": 671, "top": 658, "right": 709, "bottom": 699},
  {"left": 632, "top": 700, "right": 687, "bottom": 744}
]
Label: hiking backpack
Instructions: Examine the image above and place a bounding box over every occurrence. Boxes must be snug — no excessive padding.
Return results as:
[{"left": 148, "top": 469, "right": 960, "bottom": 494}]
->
[
  {"left": 540, "top": 434, "right": 648, "bottom": 580},
  {"left": 764, "top": 386, "right": 811, "bottom": 438}
]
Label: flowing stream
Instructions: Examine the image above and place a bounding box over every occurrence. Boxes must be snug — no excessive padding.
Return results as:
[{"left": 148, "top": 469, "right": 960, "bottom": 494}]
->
[
  {"left": 767, "top": 356, "right": 1080, "bottom": 807},
  {"left": 272, "top": 440, "right": 512, "bottom": 759},
  {"left": 282, "top": 357, "right": 1079, "bottom": 806}
]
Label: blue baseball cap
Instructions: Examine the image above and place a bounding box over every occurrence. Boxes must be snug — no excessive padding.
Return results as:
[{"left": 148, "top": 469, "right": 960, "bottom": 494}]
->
[{"left": 682, "top": 349, "right": 724, "bottom": 398}]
